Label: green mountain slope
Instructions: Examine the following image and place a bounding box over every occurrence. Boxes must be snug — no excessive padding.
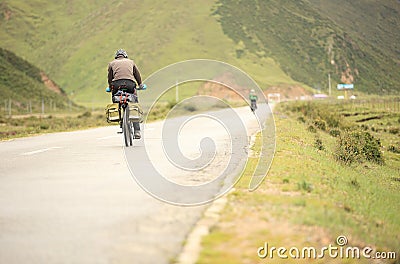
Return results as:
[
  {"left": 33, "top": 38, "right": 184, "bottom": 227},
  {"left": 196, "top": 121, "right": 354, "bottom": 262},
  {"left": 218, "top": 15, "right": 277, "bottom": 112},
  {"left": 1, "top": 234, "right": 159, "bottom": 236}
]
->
[
  {"left": 0, "top": 0, "right": 298, "bottom": 104},
  {"left": 309, "top": 0, "right": 400, "bottom": 63},
  {"left": 0, "top": 47, "right": 68, "bottom": 113},
  {"left": 214, "top": 0, "right": 400, "bottom": 94},
  {"left": 0, "top": 0, "right": 398, "bottom": 105}
]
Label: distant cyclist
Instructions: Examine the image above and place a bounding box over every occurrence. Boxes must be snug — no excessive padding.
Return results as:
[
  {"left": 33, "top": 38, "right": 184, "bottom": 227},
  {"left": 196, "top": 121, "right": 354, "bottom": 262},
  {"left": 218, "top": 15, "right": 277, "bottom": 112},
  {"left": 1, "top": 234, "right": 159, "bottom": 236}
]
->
[
  {"left": 108, "top": 49, "right": 144, "bottom": 138},
  {"left": 249, "top": 89, "right": 258, "bottom": 112}
]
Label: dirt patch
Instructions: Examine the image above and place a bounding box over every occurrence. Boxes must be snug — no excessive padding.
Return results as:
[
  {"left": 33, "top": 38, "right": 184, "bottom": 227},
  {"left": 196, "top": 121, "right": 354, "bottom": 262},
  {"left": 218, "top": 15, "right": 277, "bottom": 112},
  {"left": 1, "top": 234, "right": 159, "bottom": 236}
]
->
[
  {"left": 264, "top": 85, "right": 312, "bottom": 101},
  {"left": 198, "top": 72, "right": 247, "bottom": 101},
  {"left": 1, "top": 3, "right": 12, "bottom": 21},
  {"left": 40, "top": 72, "right": 64, "bottom": 95},
  {"left": 340, "top": 62, "right": 357, "bottom": 84},
  {"left": 198, "top": 73, "right": 312, "bottom": 102}
]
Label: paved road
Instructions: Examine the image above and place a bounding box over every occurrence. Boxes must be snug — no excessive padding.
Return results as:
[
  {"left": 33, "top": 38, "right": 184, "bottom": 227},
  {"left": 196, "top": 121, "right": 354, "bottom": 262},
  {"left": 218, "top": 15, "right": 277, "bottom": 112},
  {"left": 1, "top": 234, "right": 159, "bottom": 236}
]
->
[{"left": 0, "top": 105, "right": 269, "bottom": 264}]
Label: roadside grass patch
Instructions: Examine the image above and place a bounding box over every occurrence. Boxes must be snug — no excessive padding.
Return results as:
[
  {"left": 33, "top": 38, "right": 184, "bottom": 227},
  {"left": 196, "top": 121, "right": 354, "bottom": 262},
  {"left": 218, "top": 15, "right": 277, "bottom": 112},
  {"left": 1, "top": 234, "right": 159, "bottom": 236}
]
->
[
  {"left": 198, "top": 100, "right": 400, "bottom": 264},
  {"left": 0, "top": 111, "right": 108, "bottom": 140}
]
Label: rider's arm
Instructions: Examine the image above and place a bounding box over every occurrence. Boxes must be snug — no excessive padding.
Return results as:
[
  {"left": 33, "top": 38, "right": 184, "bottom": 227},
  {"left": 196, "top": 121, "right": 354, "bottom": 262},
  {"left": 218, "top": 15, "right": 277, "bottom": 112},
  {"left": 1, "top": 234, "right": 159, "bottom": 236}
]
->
[
  {"left": 107, "top": 64, "right": 114, "bottom": 86},
  {"left": 133, "top": 64, "right": 142, "bottom": 85}
]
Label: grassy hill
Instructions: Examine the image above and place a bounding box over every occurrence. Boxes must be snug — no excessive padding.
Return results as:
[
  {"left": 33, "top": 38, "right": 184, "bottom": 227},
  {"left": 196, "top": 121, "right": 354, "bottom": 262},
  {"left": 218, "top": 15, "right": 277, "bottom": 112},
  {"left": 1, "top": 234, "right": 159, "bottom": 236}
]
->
[
  {"left": 0, "top": 47, "right": 69, "bottom": 114},
  {"left": 214, "top": 0, "right": 400, "bottom": 94},
  {"left": 0, "top": 0, "right": 399, "bottom": 105},
  {"left": 0, "top": 0, "right": 299, "bottom": 105}
]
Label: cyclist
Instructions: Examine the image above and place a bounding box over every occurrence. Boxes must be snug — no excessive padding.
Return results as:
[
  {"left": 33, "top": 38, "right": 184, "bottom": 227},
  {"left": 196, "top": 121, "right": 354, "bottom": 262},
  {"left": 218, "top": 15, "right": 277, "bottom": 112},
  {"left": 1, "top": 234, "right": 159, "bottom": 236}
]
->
[
  {"left": 108, "top": 49, "right": 143, "bottom": 139},
  {"left": 249, "top": 89, "right": 258, "bottom": 112}
]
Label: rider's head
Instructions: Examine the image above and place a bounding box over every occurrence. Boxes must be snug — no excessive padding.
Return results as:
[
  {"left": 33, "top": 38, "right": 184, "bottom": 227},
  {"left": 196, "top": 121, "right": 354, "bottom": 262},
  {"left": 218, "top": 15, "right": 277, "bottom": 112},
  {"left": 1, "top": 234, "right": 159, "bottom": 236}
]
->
[
  {"left": 250, "top": 89, "right": 255, "bottom": 93},
  {"left": 115, "top": 49, "right": 128, "bottom": 59}
]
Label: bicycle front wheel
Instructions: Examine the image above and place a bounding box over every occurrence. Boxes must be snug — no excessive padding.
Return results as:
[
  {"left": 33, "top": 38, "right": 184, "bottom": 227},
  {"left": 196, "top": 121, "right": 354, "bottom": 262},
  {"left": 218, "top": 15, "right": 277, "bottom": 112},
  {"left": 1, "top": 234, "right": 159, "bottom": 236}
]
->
[{"left": 122, "top": 106, "right": 133, "bottom": 147}]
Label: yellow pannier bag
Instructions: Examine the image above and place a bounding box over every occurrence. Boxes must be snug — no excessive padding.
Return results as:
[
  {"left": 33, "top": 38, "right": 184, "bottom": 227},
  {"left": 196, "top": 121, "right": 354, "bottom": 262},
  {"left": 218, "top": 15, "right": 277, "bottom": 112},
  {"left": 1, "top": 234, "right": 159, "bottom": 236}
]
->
[
  {"left": 129, "top": 103, "right": 143, "bottom": 123},
  {"left": 105, "top": 103, "right": 120, "bottom": 123}
]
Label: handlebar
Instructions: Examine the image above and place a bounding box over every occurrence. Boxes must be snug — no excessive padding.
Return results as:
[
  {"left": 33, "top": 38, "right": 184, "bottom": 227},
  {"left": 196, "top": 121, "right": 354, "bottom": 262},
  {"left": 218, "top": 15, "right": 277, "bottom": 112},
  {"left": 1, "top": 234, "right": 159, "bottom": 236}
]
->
[{"left": 105, "top": 83, "right": 147, "bottom": 93}]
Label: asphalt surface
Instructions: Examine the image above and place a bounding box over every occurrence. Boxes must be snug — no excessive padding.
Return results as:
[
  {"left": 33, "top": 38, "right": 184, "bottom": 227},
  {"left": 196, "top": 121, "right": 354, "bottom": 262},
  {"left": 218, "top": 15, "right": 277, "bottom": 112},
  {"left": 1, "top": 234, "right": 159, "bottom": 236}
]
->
[{"left": 0, "top": 105, "right": 268, "bottom": 264}]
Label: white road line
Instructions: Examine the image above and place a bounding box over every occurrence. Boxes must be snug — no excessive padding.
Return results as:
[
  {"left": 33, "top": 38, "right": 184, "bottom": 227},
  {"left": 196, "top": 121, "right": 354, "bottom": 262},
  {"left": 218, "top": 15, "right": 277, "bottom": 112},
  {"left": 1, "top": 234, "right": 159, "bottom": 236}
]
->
[{"left": 21, "top": 147, "right": 62, "bottom": 156}]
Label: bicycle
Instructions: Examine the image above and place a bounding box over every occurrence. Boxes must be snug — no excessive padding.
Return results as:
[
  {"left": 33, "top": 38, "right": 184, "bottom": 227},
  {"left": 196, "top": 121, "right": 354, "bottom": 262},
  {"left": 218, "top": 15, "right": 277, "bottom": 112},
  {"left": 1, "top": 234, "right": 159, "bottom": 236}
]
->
[
  {"left": 250, "top": 100, "right": 257, "bottom": 113},
  {"left": 105, "top": 85, "right": 146, "bottom": 147}
]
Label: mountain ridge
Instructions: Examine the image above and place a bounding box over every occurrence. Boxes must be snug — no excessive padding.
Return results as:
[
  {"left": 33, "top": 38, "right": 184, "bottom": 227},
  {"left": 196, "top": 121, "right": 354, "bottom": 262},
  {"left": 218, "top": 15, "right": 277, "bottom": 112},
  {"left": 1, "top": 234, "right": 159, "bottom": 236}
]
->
[{"left": 0, "top": 47, "right": 68, "bottom": 113}]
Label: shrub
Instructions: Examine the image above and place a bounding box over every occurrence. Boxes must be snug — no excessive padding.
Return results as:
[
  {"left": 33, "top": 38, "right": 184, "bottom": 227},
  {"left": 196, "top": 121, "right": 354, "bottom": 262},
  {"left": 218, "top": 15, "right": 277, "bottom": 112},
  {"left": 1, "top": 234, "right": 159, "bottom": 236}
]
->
[
  {"left": 362, "top": 132, "right": 384, "bottom": 163},
  {"left": 40, "top": 123, "right": 49, "bottom": 130},
  {"left": 314, "top": 137, "right": 324, "bottom": 150},
  {"left": 9, "top": 119, "right": 20, "bottom": 126},
  {"left": 78, "top": 111, "right": 92, "bottom": 118},
  {"left": 283, "top": 178, "right": 290, "bottom": 184},
  {"left": 388, "top": 145, "right": 400, "bottom": 154},
  {"left": 334, "top": 130, "right": 384, "bottom": 165},
  {"left": 297, "top": 116, "right": 306, "bottom": 123},
  {"left": 313, "top": 118, "right": 327, "bottom": 131},
  {"left": 167, "top": 101, "right": 177, "bottom": 109},
  {"left": 307, "top": 125, "right": 317, "bottom": 133},
  {"left": 329, "top": 128, "right": 341, "bottom": 137},
  {"left": 324, "top": 113, "right": 340, "bottom": 128},
  {"left": 388, "top": 127, "right": 399, "bottom": 135},
  {"left": 350, "top": 178, "right": 360, "bottom": 189},
  {"left": 297, "top": 180, "right": 313, "bottom": 193}
]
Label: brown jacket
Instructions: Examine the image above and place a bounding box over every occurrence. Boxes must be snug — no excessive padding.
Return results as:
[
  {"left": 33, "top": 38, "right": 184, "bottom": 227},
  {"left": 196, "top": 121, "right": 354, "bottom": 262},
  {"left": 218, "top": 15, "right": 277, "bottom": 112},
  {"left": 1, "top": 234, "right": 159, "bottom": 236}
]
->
[{"left": 108, "top": 57, "right": 142, "bottom": 85}]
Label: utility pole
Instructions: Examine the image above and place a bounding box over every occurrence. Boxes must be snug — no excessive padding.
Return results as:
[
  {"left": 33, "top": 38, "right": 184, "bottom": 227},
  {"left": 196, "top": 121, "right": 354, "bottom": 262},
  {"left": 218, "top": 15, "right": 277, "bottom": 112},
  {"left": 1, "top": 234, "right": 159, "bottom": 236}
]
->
[
  {"left": 69, "top": 91, "right": 74, "bottom": 112},
  {"left": 175, "top": 80, "right": 179, "bottom": 103},
  {"left": 8, "top": 98, "right": 11, "bottom": 117},
  {"left": 328, "top": 73, "right": 332, "bottom": 96}
]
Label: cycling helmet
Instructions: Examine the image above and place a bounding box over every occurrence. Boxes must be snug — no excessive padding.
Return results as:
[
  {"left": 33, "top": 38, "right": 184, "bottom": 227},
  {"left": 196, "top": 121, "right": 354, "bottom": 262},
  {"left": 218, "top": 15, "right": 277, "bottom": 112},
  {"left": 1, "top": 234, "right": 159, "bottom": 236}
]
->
[{"left": 115, "top": 49, "right": 128, "bottom": 59}]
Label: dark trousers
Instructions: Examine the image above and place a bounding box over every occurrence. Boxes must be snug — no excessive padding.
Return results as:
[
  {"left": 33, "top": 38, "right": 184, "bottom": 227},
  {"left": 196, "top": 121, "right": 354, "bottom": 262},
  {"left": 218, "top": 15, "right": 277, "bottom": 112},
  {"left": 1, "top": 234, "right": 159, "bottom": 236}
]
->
[
  {"left": 111, "top": 79, "right": 140, "bottom": 132},
  {"left": 111, "top": 79, "right": 136, "bottom": 95}
]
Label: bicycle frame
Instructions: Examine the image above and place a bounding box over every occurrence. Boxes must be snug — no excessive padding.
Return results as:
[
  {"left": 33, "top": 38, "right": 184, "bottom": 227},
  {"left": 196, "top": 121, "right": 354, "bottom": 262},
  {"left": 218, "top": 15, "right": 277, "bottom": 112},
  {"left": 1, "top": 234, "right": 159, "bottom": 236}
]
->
[
  {"left": 113, "top": 90, "right": 138, "bottom": 147},
  {"left": 106, "top": 84, "right": 146, "bottom": 147}
]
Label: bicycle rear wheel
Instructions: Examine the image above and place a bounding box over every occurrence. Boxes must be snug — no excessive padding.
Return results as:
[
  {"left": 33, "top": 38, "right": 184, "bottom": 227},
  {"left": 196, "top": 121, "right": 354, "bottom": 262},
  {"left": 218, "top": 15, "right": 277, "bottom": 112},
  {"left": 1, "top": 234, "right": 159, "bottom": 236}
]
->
[{"left": 122, "top": 106, "right": 133, "bottom": 147}]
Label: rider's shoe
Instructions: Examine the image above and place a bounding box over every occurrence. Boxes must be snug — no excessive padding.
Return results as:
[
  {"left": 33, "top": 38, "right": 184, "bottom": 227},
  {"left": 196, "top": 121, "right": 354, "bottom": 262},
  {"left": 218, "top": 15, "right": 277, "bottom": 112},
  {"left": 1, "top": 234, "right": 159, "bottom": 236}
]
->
[
  {"left": 134, "top": 131, "right": 141, "bottom": 139},
  {"left": 117, "top": 130, "right": 123, "bottom": 134}
]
